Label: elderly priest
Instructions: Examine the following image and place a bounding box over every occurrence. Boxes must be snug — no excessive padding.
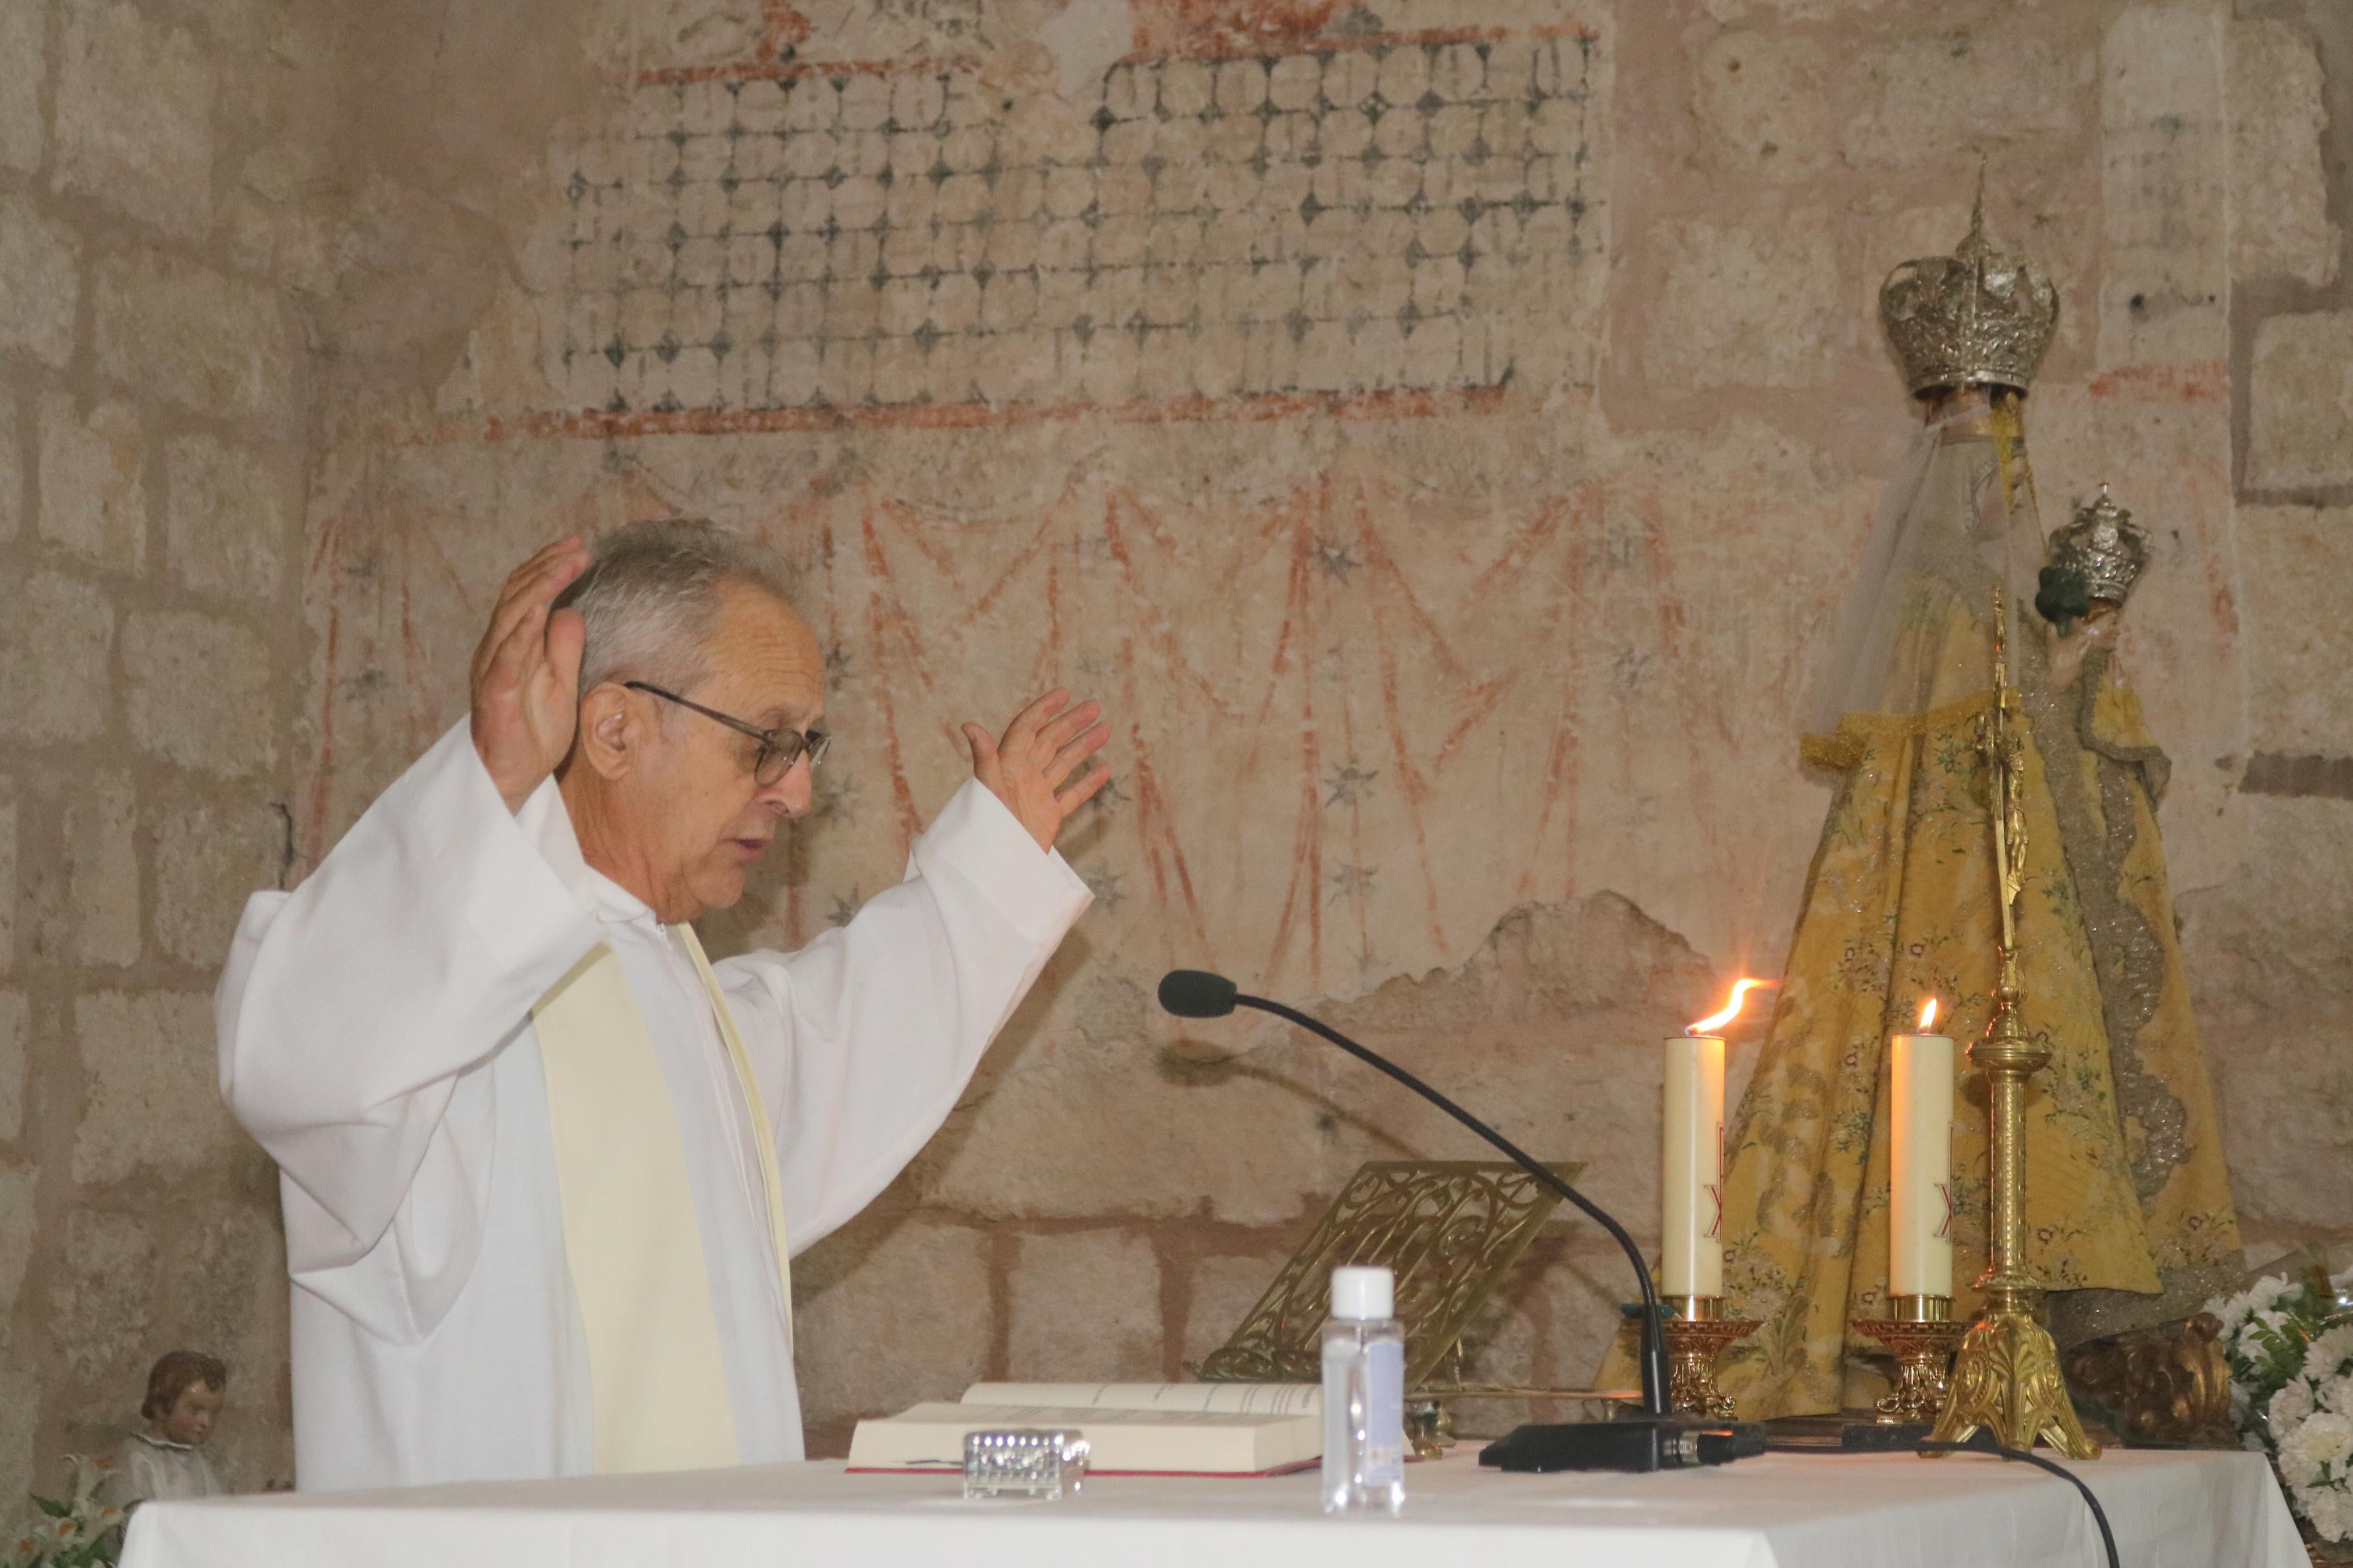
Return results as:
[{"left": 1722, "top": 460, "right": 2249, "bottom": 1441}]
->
[{"left": 218, "top": 523, "right": 1107, "bottom": 1491}]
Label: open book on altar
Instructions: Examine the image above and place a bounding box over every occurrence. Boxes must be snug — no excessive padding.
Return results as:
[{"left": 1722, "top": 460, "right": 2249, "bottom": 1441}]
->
[{"left": 845, "top": 1382, "right": 1322, "bottom": 1477}]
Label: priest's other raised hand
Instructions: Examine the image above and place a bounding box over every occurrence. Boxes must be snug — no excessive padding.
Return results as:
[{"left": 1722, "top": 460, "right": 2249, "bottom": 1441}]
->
[{"left": 964, "top": 691, "right": 1112, "bottom": 852}]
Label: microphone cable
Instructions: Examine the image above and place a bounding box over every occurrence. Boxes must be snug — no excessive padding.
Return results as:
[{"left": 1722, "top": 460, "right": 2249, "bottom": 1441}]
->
[{"left": 1910, "top": 1432, "right": 2118, "bottom": 1568}]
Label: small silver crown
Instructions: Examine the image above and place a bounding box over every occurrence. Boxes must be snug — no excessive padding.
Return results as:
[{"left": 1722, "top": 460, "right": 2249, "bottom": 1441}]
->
[
  {"left": 1878, "top": 180, "right": 2060, "bottom": 397},
  {"left": 2049, "top": 485, "right": 2150, "bottom": 605}
]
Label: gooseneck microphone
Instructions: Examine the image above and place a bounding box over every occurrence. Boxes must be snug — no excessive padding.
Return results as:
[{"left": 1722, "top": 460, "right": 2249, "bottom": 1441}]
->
[{"left": 1157, "top": 968, "right": 1671, "bottom": 1426}]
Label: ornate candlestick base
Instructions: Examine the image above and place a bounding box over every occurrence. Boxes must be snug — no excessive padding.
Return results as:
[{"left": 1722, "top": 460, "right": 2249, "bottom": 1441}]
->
[
  {"left": 1855, "top": 1295, "right": 1966, "bottom": 1425},
  {"left": 1922, "top": 1020, "right": 2101, "bottom": 1457},
  {"left": 1929, "top": 598, "right": 2100, "bottom": 1463},
  {"left": 1660, "top": 1296, "right": 1756, "bottom": 1420},
  {"left": 1930, "top": 1289, "right": 2101, "bottom": 1459}
]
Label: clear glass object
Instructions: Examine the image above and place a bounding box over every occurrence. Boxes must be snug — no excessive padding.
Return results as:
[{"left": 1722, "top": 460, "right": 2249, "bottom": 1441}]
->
[
  {"left": 1321, "top": 1265, "right": 1406, "bottom": 1515},
  {"left": 961, "top": 1428, "right": 1089, "bottom": 1501}
]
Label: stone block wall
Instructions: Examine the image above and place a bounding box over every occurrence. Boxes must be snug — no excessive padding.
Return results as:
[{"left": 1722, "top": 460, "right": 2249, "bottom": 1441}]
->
[
  {"left": 0, "top": 0, "right": 329, "bottom": 1501},
  {"left": 5, "top": 0, "right": 2351, "bottom": 1486},
  {"left": 2199, "top": 0, "right": 2353, "bottom": 1260},
  {"left": 0, "top": 0, "right": 615, "bottom": 1501}
]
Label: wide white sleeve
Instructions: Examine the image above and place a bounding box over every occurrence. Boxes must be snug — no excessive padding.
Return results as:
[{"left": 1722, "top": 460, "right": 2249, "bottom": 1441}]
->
[
  {"left": 714, "top": 780, "right": 1092, "bottom": 1250},
  {"left": 216, "top": 720, "right": 602, "bottom": 1278}
]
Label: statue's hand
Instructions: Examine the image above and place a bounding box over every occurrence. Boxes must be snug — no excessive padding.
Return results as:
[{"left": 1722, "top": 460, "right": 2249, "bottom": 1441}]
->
[{"left": 470, "top": 537, "right": 590, "bottom": 813}]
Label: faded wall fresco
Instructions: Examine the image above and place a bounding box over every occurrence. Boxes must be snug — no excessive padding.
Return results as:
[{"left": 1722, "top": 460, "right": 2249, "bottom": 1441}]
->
[{"left": 552, "top": 36, "right": 1602, "bottom": 413}]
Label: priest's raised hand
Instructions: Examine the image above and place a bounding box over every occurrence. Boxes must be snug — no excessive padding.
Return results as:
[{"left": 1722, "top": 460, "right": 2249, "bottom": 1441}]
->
[
  {"left": 218, "top": 522, "right": 1097, "bottom": 1493},
  {"left": 469, "top": 534, "right": 590, "bottom": 815}
]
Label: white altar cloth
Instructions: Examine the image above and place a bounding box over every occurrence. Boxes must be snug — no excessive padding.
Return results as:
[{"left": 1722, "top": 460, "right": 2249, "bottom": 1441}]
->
[{"left": 123, "top": 1448, "right": 2302, "bottom": 1568}]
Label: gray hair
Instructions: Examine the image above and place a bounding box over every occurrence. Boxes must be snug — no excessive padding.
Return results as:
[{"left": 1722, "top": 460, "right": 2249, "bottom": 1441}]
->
[{"left": 556, "top": 520, "right": 797, "bottom": 695}]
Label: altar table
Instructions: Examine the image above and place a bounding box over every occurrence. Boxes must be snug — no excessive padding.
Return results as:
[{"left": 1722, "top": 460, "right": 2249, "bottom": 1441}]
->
[{"left": 123, "top": 1446, "right": 2303, "bottom": 1568}]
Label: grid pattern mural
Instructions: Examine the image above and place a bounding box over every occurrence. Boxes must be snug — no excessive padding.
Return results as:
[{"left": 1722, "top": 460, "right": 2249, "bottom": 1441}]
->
[{"left": 552, "top": 35, "right": 1600, "bottom": 414}]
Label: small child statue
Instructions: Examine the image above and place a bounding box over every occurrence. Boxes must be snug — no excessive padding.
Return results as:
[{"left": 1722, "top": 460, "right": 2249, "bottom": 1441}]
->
[{"left": 102, "top": 1352, "right": 228, "bottom": 1508}]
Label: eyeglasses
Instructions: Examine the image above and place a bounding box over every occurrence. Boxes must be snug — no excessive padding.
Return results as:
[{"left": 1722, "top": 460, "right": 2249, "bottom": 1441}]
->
[{"left": 623, "top": 681, "right": 831, "bottom": 786}]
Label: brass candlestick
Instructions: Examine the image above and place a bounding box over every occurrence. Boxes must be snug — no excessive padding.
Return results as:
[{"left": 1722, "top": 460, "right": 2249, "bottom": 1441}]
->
[
  {"left": 1926, "top": 590, "right": 2100, "bottom": 1460},
  {"left": 1855, "top": 1295, "right": 1967, "bottom": 1425},
  {"left": 1660, "top": 1296, "right": 1755, "bottom": 1420}
]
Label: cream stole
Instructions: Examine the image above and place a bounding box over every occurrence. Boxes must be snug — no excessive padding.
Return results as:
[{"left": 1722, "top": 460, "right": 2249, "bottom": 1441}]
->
[{"left": 531, "top": 928, "right": 792, "bottom": 1473}]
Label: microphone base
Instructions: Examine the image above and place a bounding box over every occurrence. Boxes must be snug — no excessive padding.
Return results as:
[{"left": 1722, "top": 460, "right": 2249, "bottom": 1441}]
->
[{"left": 1478, "top": 1417, "right": 1767, "bottom": 1474}]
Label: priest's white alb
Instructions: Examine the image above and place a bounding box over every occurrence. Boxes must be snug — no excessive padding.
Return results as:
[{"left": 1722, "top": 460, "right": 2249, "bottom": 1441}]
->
[{"left": 217, "top": 721, "right": 1091, "bottom": 1490}]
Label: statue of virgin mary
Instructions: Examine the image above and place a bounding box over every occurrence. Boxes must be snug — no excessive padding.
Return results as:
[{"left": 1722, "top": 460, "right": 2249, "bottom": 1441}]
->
[{"left": 1712, "top": 190, "right": 2245, "bottom": 1418}]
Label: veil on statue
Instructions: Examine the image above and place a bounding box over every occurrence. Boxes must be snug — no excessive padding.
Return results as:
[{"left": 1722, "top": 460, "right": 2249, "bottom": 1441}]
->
[
  {"left": 1801, "top": 383, "right": 2042, "bottom": 740},
  {"left": 1695, "top": 183, "right": 2246, "bottom": 1423}
]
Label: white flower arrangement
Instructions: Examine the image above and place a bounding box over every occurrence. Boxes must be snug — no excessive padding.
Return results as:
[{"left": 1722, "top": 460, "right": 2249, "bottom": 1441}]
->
[
  {"left": 2206, "top": 1266, "right": 2353, "bottom": 1545},
  {"left": 2, "top": 1456, "right": 124, "bottom": 1568}
]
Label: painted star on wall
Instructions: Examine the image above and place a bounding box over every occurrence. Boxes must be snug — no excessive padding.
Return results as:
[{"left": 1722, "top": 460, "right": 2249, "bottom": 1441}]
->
[
  {"left": 1325, "top": 763, "right": 1379, "bottom": 806},
  {"left": 1314, "top": 535, "right": 1361, "bottom": 583}
]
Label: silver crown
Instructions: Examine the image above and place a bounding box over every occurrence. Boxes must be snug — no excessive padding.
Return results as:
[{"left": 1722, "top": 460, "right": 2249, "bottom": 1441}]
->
[
  {"left": 2049, "top": 485, "right": 2150, "bottom": 605},
  {"left": 1878, "top": 182, "right": 2060, "bottom": 397}
]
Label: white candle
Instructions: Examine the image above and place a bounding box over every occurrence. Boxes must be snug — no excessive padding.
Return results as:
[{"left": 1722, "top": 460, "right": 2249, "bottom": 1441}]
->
[
  {"left": 1662, "top": 1033, "right": 1726, "bottom": 1298},
  {"left": 1890, "top": 1000, "right": 1955, "bottom": 1299}
]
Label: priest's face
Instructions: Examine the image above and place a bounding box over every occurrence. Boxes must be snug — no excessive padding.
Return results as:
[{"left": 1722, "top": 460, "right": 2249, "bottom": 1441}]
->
[{"left": 573, "top": 582, "right": 826, "bottom": 923}]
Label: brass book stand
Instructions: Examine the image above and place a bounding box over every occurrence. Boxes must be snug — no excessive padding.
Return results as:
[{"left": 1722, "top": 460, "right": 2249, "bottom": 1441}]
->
[{"left": 1194, "top": 1159, "right": 1623, "bottom": 1451}]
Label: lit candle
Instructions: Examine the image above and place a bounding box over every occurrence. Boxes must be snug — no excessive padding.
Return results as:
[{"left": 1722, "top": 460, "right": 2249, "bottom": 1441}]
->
[
  {"left": 1889, "top": 998, "right": 1955, "bottom": 1299},
  {"left": 1663, "top": 980, "right": 1765, "bottom": 1299}
]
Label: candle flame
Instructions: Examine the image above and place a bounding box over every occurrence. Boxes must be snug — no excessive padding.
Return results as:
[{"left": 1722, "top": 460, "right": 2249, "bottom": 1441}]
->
[
  {"left": 1687, "top": 979, "right": 1773, "bottom": 1036},
  {"left": 1918, "top": 997, "right": 1939, "bottom": 1032}
]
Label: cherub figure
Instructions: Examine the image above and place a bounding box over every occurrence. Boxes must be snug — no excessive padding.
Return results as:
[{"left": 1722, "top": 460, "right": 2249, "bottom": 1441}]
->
[{"left": 101, "top": 1352, "right": 227, "bottom": 1509}]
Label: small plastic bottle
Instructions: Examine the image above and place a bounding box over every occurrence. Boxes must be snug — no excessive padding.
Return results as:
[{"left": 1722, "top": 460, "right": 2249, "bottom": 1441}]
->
[{"left": 1321, "top": 1264, "right": 1406, "bottom": 1515}]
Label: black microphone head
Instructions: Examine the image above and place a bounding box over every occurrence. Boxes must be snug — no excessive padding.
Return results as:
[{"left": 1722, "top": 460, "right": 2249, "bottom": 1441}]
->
[{"left": 1158, "top": 969, "right": 1240, "bottom": 1019}]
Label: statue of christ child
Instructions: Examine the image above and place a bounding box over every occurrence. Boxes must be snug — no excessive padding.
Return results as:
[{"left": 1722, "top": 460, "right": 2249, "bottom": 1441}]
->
[{"left": 104, "top": 1352, "right": 228, "bottom": 1507}]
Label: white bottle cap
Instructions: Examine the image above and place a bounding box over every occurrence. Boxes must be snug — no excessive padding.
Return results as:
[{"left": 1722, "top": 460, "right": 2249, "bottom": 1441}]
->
[{"left": 1329, "top": 1265, "right": 1394, "bottom": 1321}]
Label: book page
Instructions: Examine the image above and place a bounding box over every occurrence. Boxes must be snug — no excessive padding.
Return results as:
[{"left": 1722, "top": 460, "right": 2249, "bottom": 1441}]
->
[{"left": 959, "top": 1382, "right": 1321, "bottom": 1417}]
